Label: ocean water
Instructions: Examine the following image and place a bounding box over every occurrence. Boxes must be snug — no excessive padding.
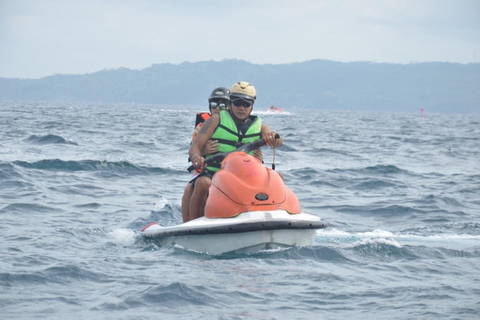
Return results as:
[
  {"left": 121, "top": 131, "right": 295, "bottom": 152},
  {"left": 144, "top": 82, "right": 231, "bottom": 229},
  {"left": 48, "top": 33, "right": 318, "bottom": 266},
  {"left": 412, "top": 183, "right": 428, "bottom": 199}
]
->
[{"left": 1, "top": 101, "right": 479, "bottom": 319}]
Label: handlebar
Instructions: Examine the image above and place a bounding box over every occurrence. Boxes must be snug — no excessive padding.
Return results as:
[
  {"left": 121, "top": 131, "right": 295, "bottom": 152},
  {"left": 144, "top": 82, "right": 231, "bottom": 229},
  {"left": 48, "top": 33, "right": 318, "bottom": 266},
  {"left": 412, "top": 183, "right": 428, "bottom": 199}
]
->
[{"left": 188, "top": 133, "right": 280, "bottom": 172}]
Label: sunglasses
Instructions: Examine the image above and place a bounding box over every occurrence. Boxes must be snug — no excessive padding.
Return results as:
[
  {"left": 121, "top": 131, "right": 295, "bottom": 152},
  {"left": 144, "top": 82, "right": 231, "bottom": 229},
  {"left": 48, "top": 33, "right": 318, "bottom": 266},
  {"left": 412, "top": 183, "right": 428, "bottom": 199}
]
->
[
  {"left": 209, "top": 101, "right": 228, "bottom": 110},
  {"left": 232, "top": 99, "right": 253, "bottom": 108}
]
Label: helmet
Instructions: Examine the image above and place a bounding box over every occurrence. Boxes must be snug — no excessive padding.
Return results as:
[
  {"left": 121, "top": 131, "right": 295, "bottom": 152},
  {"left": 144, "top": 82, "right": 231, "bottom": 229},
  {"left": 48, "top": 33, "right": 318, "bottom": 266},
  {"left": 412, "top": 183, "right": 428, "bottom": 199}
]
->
[
  {"left": 209, "top": 87, "right": 230, "bottom": 101},
  {"left": 230, "top": 81, "right": 256, "bottom": 101}
]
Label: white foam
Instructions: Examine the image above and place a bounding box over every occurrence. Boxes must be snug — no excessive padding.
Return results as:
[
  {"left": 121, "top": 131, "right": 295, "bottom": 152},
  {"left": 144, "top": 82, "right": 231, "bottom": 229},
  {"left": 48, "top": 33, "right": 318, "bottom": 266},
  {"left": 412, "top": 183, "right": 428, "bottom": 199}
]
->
[
  {"left": 109, "top": 228, "right": 136, "bottom": 245},
  {"left": 357, "top": 229, "right": 395, "bottom": 238},
  {"left": 350, "top": 237, "right": 403, "bottom": 248},
  {"left": 253, "top": 110, "right": 293, "bottom": 115},
  {"left": 153, "top": 196, "right": 168, "bottom": 211},
  {"left": 316, "top": 228, "right": 480, "bottom": 249},
  {"left": 394, "top": 233, "right": 480, "bottom": 241}
]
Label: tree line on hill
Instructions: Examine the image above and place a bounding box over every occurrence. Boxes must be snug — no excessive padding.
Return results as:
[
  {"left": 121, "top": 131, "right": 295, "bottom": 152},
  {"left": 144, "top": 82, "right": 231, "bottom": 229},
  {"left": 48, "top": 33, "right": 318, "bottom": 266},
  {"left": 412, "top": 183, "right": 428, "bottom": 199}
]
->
[{"left": 0, "top": 59, "right": 478, "bottom": 113}]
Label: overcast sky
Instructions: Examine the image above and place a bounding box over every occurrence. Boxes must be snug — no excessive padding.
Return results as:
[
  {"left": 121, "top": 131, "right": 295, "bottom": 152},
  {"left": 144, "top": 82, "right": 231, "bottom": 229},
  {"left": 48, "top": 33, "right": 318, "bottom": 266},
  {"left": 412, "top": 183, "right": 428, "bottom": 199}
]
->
[{"left": 1, "top": 0, "right": 479, "bottom": 79}]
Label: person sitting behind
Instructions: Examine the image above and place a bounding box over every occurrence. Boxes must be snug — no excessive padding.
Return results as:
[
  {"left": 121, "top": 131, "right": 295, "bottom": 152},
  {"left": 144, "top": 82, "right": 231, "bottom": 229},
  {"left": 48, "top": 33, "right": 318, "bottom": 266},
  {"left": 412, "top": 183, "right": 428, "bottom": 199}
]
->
[
  {"left": 181, "top": 87, "right": 230, "bottom": 222},
  {"left": 186, "top": 81, "right": 282, "bottom": 222}
]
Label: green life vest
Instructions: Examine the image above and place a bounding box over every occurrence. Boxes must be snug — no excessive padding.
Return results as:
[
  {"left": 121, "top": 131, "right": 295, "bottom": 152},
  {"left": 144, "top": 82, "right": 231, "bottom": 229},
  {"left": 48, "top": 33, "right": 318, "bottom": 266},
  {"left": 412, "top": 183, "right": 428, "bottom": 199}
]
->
[{"left": 205, "top": 110, "right": 262, "bottom": 172}]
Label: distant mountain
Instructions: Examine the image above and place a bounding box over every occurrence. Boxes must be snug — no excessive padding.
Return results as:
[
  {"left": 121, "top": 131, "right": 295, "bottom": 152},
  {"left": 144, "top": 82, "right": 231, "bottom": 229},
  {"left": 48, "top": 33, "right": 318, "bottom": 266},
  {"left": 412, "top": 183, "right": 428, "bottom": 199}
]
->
[{"left": 1, "top": 59, "right": 479, "bottom": 113}]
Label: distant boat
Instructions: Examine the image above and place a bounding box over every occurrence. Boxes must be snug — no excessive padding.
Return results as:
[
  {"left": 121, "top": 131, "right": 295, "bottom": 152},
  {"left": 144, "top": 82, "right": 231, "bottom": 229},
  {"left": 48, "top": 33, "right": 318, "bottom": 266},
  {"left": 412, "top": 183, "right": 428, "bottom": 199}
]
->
[{"left": 269, "top": 105, "right": 284, "bottom": 113}]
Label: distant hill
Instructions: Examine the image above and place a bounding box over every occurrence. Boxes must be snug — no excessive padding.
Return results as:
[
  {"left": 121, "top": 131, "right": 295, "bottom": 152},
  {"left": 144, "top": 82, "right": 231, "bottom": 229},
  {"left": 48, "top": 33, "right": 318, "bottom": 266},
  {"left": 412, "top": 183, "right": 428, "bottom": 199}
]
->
[{"left": 1, "top": 59, "right": 479, "bottom": 113}]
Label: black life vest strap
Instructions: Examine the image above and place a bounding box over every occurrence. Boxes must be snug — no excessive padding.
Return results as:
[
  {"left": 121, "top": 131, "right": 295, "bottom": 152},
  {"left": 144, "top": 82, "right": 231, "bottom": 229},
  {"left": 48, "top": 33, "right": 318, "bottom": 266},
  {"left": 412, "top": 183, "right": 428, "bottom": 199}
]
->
[
  {"left": 208, "top": 162, "right": 222, "bottom": 170},
  {"left": 243, "top": 132, "right": 261, "bottom": 139},
  {"left": 215, "top": 138, "right": 237, "bottom": 147},
  {"left": 217, "top": 124, "right": 238, "bottom": 137}
]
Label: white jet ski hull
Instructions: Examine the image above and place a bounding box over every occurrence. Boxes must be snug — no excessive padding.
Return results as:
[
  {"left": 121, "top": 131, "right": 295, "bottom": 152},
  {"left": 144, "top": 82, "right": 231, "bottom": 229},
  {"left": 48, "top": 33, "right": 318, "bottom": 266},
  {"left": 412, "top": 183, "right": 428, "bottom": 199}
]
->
[{"left": 141, "top": 210, "right": 326, "bottom": 254}]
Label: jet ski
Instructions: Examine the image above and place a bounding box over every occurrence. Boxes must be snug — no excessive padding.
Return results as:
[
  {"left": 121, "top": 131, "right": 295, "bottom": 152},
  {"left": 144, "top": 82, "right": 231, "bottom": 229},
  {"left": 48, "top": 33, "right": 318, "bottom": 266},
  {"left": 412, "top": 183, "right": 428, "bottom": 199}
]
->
[
  {"left": 141, "top": 136, "right": 327, "bottom": 254},
  {"left": 269, "top": 105, "right": 284, "bottom": 113}
]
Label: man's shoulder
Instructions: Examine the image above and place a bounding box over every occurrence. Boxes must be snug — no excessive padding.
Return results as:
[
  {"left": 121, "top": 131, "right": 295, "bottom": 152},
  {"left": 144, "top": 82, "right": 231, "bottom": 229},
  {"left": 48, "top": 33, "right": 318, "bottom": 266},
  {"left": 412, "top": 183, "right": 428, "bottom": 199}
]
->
[{"left": 203, "top": 113, "right": 221, "bottom": 129}]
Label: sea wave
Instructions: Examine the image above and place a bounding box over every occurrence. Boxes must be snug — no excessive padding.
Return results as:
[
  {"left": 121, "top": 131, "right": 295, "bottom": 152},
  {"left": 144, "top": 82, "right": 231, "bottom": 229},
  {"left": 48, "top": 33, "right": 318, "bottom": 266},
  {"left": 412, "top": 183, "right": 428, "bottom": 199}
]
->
[
  {"left": 1, "top": 202, "right": 56, "bottom": 213},
  {"left": 2, "top": 102, "right": 480, "bottom": 319},
  {"left": 25, "top": 134, "right": 78, "bottom": 145},
  {"left": 316, "top": 228, "right": 480, "bottom": 253},
  {"left": 12, "top": 159, "right": 175, "bottom": 175}
]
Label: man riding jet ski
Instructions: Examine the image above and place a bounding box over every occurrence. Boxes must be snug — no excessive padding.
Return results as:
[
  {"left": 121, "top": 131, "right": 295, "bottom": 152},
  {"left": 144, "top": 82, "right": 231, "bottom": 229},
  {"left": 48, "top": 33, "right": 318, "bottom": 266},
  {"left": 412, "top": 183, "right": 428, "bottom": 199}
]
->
[
  {"left": 187, "top": 81, "right": 281, "bottom": 222},
  {"left": 141, "top": 82, "right": 327, "bottom": 254}
]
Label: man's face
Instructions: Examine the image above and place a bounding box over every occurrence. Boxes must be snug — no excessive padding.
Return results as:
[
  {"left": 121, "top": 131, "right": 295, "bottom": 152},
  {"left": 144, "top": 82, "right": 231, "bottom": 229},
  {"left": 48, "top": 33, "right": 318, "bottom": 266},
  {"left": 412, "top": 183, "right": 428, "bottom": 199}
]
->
[{"left": 231, "top": 98, "right": 254, "bottom": 121}]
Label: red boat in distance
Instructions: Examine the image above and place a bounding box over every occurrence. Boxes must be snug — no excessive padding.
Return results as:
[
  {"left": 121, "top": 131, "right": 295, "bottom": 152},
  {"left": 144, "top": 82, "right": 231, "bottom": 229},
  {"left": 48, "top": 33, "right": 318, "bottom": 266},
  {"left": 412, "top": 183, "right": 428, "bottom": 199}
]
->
[{"left": 270, "top": 105, "right": 283, "bottom": 112}]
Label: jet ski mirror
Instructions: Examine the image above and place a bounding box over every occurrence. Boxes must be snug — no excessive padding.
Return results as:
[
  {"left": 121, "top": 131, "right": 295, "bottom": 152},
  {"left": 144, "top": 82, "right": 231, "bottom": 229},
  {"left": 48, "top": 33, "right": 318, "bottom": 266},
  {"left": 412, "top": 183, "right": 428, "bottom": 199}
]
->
[{"left": 188, "top": 134, "right": 280, "bottom": 172}]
